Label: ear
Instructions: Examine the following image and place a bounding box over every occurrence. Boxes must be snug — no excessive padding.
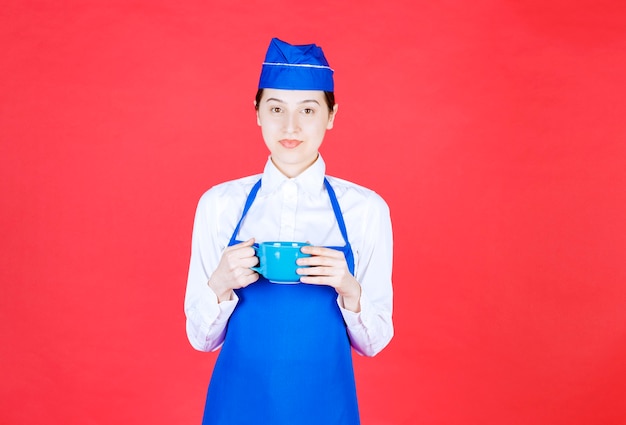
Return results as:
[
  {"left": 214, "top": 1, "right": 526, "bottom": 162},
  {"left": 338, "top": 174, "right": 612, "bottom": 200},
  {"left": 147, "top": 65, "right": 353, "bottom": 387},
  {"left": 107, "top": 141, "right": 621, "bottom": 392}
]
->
[
  {"left": 254, "top": 100, "right": 261, "bottom": 126},
  {"left": 326, "top": 103, "right": 339, "bottom": 130}
]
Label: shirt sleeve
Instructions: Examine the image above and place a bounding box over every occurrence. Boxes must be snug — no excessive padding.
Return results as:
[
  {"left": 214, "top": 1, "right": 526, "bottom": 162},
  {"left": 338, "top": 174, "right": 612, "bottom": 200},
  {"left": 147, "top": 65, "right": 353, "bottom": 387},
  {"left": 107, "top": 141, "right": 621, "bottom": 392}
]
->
[
  {"left": 184, "top": 189, "right": 239, "bottom": 352},
  {"left": 339, "top": 191, "right": 394, "bottom": 357}
]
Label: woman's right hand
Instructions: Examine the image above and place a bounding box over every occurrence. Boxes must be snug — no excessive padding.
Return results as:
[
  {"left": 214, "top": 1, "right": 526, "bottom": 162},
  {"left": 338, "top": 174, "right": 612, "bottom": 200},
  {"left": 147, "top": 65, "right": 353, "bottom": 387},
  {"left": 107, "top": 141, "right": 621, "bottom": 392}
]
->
[{"left": 208, "top": 238, "right": 260, "bottom": 302}]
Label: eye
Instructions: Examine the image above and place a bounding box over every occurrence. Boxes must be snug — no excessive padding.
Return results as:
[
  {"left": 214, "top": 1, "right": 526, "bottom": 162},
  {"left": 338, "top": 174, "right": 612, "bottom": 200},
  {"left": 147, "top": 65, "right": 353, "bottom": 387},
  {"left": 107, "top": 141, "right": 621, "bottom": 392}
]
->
[
  {"left": 302, "top": 108, "right": 315, "bottom": 115},
  {"left": 270, "top": 106, "right": 282, "bottom": 113}
]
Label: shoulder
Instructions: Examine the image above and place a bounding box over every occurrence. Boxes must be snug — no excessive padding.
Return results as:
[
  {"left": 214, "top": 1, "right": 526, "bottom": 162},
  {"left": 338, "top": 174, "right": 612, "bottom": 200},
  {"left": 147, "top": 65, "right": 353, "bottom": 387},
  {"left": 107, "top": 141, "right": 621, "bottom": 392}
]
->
[
  {"left": 196, "top": 174, "right": 262, "bottom": 210},
  {"left": 325, "top": 176, "right": 390, "bottom": 214}
]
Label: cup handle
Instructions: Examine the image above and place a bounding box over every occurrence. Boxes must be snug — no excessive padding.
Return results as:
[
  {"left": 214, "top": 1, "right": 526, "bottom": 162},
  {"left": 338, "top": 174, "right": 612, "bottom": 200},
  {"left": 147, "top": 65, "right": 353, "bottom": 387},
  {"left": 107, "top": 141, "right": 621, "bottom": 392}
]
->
[{"left": 250, "top": 244, "right": 264, "bottom": 275}]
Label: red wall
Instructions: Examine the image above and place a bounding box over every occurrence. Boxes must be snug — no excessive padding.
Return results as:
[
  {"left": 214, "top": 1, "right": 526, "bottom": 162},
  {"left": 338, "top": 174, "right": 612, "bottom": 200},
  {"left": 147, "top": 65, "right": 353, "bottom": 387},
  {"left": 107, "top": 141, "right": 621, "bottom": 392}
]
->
[{"left": 2, "top": 1, "right": 626, "bottom": 424}]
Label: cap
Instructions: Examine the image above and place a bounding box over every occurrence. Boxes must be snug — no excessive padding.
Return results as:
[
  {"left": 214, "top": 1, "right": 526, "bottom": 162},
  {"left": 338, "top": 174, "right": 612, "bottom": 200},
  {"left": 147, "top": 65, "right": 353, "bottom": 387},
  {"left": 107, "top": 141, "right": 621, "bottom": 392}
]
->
[{"left": 258, "top": 38, "right": 334, "bottom": 91}]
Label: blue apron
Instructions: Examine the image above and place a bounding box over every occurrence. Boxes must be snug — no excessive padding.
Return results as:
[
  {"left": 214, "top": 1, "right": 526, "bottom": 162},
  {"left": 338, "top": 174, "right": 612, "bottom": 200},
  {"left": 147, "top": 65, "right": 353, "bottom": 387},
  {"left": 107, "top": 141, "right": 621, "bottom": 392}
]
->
[{"left": 202, "top": 178, "right": 360, "bottom": 425}]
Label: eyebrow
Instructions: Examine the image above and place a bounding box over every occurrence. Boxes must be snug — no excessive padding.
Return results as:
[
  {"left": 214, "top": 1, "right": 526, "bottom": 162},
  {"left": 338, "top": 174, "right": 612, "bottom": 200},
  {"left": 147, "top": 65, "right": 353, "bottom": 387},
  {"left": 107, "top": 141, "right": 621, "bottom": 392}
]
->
[{"left": 265, "top": 97, "right": 321, "bottom": 105}]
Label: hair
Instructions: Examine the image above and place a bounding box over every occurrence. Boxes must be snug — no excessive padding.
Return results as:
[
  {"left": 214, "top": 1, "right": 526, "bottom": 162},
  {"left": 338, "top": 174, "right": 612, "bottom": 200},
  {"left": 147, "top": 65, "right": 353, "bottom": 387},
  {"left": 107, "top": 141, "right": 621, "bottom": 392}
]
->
[{"left": 254, "top": 89, "right": 335, "bottom": 114}]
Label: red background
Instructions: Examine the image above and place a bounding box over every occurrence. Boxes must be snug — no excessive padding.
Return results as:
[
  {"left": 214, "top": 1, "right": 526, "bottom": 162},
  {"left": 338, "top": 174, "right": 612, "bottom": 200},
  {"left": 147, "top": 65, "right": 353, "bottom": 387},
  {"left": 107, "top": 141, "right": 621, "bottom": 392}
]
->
[{"left": 2, "top": 1, "right": 626, "bottom": 424}]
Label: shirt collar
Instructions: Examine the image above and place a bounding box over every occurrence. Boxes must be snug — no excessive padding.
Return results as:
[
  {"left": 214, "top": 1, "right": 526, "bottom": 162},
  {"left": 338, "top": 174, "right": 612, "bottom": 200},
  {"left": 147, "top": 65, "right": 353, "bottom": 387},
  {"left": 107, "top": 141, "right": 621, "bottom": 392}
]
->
[{"left": 261, "top": 155, "right": 326, "bottom": 197}]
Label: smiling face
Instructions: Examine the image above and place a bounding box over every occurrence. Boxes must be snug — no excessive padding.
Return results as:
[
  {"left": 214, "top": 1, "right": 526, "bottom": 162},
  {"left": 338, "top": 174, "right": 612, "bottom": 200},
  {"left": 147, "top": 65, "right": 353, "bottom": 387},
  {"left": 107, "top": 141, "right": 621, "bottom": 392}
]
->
[{"left": 256, "top": 89, "right": 337, "bottom": 178}]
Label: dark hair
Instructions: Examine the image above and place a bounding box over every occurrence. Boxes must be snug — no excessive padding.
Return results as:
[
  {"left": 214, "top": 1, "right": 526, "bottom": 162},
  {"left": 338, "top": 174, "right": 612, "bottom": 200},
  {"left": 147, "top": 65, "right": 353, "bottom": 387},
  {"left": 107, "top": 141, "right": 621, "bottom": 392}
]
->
[{"left": 254, "top": 89, "right": 335, "bottom": 113}]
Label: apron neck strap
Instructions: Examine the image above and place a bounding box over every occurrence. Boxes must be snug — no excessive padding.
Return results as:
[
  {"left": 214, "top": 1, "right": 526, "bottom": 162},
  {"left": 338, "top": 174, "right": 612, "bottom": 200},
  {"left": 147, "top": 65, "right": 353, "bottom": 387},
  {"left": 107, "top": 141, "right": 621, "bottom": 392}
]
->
[
  {"left": 228, "top": 179, "right": 262, "bottom": 246},
  {"left": 229, "top": 177, "right": 350, "bottom": 247},
  {"left": 323, "top": 178, "right": 350, "bottom": 245}
]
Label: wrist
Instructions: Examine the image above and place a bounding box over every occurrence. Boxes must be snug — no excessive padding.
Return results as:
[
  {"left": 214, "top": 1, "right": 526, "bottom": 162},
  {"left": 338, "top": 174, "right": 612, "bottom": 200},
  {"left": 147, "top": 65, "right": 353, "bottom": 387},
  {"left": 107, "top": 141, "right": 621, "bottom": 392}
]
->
[
  {"left": 208, "top": 279, "right": 233, "bottom": 303},
  {"left": 340, "top": 279, "right": 362, "bottom": 313}
]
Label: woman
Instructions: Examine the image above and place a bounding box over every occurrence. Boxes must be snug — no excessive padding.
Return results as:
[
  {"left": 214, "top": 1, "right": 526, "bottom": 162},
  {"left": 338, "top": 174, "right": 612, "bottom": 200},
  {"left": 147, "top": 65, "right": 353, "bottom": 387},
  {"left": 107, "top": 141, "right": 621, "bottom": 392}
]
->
[{"left": 185, "top": 38, "right": 394, "bottom": 425}]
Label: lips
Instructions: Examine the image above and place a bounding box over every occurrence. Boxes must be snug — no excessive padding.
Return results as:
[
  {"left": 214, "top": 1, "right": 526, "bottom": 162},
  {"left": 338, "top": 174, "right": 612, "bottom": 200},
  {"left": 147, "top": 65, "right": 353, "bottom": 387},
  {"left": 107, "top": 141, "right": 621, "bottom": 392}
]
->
[{"left": 279, "top": 139, "right": 302, "bottom": 149}]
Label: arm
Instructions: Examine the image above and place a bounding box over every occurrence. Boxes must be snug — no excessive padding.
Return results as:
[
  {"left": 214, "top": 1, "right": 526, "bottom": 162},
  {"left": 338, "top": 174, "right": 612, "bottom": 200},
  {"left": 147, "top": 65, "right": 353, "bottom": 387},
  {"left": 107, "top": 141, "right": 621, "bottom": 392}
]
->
[
  {"left": 184, "top": 191, "right": 259, "bottom": 352},
  {"left": 297, "top": 191, "right": 394, "bottom": 357},
  {"left": 343, "top": 192, "right": 394, "bottom": 356}
]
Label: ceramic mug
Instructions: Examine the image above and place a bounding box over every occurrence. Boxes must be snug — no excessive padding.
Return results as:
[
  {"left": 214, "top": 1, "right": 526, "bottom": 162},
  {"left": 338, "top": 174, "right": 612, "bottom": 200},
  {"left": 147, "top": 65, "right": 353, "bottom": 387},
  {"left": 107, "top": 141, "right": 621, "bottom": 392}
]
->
[{"left": 251, "top": 241, "right": 311, "bottom": 284}]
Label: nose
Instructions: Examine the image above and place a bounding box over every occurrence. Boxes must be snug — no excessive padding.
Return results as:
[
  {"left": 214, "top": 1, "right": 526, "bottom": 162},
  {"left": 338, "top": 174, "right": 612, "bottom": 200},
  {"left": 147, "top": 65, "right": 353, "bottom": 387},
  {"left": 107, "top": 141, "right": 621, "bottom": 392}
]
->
[{"left": 284, "top": 112, "right": 300, "bottom": 134}]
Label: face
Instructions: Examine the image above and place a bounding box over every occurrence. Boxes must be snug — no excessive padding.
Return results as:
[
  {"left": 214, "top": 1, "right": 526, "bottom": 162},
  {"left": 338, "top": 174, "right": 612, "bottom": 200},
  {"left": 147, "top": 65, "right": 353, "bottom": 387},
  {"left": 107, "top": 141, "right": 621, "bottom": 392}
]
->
[{"left": 256, "top": 89, "right": 337, "bottom": 178}]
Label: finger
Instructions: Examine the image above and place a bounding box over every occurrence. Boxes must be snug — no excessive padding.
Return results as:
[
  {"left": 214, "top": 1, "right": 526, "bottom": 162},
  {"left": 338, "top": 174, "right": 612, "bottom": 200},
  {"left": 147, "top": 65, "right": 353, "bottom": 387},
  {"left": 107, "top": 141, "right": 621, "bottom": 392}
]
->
[
  {"left": 240, "top": 255, "right": 260, "bottom": 268},
  {"left": 238, "top": 246, "right": 258, "bottom": 259},
  {"left": 297, "top": 266, "right": 337, "bottom": 277},
  {"left": 228, "top": 238, "right": 255, "bottom": 250},
  {"left": 297, "top": 255, "right": 341, "bottom": 267},
  {"left": 235, "top": 265, "right": 258, "bottom": 278},
  {"left": 239, "top": 238, "right": 256, "bottom": 247},
  {"left": 243, "top": 272, "right": 260, "bottom": 286},
  {"left": 235, "top": 270, "right": 260, "bottom": 288},
  {"left": 300, "top": 245, "right": 342, "bottom": 257},
  {"left": 226, "top": 242, "right": 257, "bottom": 261},
  {"left": 298, "top": 275, "right": 334, "bottom": 286}
]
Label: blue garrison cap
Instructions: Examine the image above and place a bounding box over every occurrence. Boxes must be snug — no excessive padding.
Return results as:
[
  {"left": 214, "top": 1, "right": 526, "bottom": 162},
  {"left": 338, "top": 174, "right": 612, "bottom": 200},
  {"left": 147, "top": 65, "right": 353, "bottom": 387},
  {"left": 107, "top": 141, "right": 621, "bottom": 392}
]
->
[{"left": 258, "top": 38, "right": 334, "bottom": 91}]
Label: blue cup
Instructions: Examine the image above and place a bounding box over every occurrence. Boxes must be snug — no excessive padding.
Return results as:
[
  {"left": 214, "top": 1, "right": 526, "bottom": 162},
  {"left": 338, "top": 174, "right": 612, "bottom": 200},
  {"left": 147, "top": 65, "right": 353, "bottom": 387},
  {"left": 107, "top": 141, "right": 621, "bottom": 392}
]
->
[{"left": 251, "top": 241, "right": 311, "bottom": 284}]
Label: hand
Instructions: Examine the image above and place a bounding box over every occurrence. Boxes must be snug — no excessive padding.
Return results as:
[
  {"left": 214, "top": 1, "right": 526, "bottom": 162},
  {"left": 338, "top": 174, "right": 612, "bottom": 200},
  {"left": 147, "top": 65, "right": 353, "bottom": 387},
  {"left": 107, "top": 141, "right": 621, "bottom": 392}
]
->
[
  {"left": 296, "top": 246, "right": 362, "bottom": 312},
  {"left": 208, "top": 238, "right": 259, "bottom": 302}
]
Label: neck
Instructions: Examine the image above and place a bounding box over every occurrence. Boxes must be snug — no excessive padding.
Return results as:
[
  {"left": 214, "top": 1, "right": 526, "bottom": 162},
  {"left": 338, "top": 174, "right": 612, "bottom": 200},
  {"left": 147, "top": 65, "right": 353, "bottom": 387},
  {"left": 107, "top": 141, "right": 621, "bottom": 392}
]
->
[{"left": 271, "top": 154, "right": 319, "bottom": 178}]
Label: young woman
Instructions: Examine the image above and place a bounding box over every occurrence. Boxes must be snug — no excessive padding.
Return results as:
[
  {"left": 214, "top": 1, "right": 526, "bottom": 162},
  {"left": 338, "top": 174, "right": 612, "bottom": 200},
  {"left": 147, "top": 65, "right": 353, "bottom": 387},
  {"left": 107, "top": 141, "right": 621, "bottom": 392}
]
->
[{"left": 185, "top": 38, "right": 394, "bottom": 425}]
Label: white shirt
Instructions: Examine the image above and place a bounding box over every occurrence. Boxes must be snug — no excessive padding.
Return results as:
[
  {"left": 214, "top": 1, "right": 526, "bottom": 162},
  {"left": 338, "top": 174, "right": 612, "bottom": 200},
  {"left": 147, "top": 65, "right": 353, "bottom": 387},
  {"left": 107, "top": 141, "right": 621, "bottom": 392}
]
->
[{"left": 184, "top": 155, "right": 394, "bottom": 357}]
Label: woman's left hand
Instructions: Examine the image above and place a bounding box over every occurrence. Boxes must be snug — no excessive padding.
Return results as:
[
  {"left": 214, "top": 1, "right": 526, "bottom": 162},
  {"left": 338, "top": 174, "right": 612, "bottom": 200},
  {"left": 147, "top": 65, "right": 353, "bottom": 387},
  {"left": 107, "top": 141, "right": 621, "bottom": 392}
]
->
[{"left": 296, "top": 246, "right": 361, "bottom": 313}]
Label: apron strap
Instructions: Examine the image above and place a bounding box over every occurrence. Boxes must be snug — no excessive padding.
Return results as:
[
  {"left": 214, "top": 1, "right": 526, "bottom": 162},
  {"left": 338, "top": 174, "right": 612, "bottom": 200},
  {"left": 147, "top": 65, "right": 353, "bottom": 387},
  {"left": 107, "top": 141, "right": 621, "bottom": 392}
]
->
[
  {"left": 228, "top": 178, "right": 353, "bottom": 263},
  {"left": 228, "top": 179, "right": 262, "bottom": 246},
  {"left": 324, "top": 178, "right": 355, "bottom": 275},
  {"left": 323, "top": 178, "right": 349, "bottom": 246}
]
